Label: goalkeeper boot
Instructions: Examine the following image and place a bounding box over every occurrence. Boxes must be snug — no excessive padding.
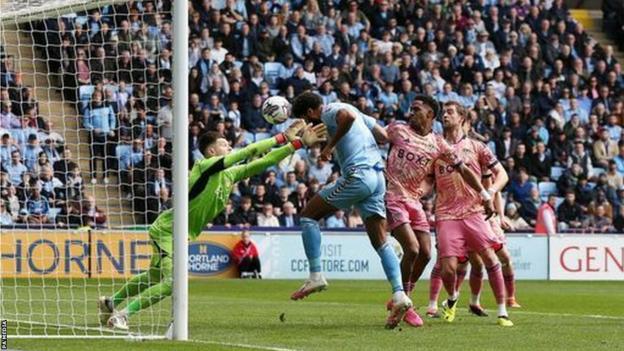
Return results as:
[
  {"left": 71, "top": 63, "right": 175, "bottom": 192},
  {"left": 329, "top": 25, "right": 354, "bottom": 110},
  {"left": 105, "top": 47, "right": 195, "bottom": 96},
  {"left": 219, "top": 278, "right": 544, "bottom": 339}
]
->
[
  {"left": 107, "top": 312, "right": 129, "bottom": 331},
  {"left": 97, "top": 296, "right": 114, "bottom": 326},
  {"left": 385, "top": 292, "right": 413, "bottom": 329},
  {"left": 290, "top": 274, "right": 328, "bottom": 300}
]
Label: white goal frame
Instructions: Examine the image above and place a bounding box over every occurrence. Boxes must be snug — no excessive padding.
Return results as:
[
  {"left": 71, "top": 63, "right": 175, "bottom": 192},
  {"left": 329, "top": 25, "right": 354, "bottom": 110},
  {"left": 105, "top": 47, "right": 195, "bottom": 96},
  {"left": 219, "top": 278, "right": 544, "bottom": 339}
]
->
[{"left": 0, "top": 0, "right": 189, "bottom": 340}]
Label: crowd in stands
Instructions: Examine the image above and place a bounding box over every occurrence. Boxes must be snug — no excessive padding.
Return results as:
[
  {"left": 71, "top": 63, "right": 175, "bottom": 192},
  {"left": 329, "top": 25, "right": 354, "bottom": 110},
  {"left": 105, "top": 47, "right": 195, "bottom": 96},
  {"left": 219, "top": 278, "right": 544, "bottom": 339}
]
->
[
  {"left": 15, "top": 0, "right": 624, "bottom": 232},
  {"left": 1, "top": 44, "right": 107, "bottom": 227}
]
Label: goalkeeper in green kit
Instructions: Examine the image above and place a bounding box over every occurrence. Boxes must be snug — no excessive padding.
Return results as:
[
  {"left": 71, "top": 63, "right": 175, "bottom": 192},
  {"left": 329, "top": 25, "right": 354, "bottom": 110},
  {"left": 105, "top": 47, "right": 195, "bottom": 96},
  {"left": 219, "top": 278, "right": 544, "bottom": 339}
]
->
[{"left": 98, "top": 120, "right": 327, "bottom": 330}]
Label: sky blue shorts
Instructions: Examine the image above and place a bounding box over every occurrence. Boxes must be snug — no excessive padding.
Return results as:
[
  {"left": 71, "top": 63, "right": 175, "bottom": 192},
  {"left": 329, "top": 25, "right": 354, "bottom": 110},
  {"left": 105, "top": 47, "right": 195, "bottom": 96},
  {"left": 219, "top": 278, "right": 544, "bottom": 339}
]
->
[{"left": 318, "top": 166, "right": 386, "bottom": 220}]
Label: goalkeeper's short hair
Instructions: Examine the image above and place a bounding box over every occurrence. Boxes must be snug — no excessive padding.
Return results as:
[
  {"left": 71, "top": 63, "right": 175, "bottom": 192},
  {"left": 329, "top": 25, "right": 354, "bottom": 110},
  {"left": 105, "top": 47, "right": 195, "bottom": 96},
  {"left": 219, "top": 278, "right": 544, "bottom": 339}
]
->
[{"left": 198, "top": 131, "right": 222, "bottom": 156}]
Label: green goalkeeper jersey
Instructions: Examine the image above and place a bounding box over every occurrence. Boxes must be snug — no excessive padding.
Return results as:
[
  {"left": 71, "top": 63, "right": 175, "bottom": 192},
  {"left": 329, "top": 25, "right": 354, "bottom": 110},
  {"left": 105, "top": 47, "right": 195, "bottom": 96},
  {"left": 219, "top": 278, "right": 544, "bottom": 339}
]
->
[{"left": 149, "top": 136, "right": 297, "bottom": 254}]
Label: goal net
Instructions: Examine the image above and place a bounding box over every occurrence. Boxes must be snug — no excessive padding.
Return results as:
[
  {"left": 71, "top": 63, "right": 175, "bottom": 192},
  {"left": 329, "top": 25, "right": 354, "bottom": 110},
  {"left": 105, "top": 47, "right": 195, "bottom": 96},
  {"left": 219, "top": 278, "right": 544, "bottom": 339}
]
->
[{"left": 1, "top": 0, "right": 175, "bottom": 338}]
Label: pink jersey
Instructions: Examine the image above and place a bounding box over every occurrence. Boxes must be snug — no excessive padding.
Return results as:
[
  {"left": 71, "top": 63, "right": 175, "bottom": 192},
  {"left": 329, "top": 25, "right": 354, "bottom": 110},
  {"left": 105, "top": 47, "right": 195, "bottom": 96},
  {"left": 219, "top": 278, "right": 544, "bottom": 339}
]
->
[
  {"left": 434, "top": 136, "right": 498, "bottom": 221},
  {"left": 385, "top": 122, "right": 459, "bottom": 201}
]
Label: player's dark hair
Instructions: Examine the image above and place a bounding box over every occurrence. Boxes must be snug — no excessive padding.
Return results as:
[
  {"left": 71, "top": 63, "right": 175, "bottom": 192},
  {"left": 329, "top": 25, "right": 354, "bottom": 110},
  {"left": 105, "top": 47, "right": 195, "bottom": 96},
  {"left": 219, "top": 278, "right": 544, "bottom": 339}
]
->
[
  {"left": 292, "top": 91, "right": 322, "bottom": 118},
  {"left": 414, "top": 94, "right": 441, "bottom": 119},
  {"left": 198, "top": 131, "right": 222, "bottom": 155}
]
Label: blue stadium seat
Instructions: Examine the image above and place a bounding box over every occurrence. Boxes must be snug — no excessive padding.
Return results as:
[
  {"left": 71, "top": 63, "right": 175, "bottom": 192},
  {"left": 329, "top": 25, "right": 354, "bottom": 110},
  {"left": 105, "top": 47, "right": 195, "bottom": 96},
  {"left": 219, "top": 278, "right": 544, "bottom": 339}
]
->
[
  {"left": 550, "top": 167, "right": 564, "bottom": 181},
  {"left": 592, "top": 167, "right": 606, "bottom": 177},
  {"left": 538, "top": 181, "right": 557, "bottom": 197}
]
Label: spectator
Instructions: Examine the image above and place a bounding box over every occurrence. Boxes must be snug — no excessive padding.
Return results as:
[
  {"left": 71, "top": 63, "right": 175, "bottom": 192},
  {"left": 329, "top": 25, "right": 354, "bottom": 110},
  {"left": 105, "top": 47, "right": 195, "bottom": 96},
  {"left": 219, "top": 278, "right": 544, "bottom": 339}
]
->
[
  {"left": 606, "top": 160, "right": 623, "bottom": 189},
  {"left": 37, "top": 165, "right": 63, "bottom": 208},
  {"left": 587, "top": 205, "right": 614, "bottom": 232},
  {"left": 82, "top": 195, "right": 107, "bottom": 227},
  {"left": 25, "top": 183, "right": 49, "bottom": 224},
  {"left": 257, "top": 202, "right": 279, "bottom": 227},
  {"left": 83, "top": 90, "right": 116, "bottom": 184},
  {"left": 0, "top": 201, "right": 13, "bottom": 225},
  {"left": 308, "top": 157, "right": 332, "bottom": 185},
  {"left": 232, "top": 196, "right": 257, "bottom": 227},
  {"left": 0, "top": 101, "right": 20, "bottom": 129},
  {"left": 326, "top": 209, "right": 347, "bottom": 228},
  {"left": 273, "top": 186, "right": 292, "bottom": 209},
  {"left": 509, "top": 167, "right": 534, "bottom": 203},
  {"left": 6, "top": 150, "right": 27, "bottom": 185},
  {"left": 568, "top": 140, "right": 592, "bottom": 178},
  {"left": 614, "top": 142, "right": 624, "bottom": 174},
  {"left": 613, "top": 205, "right": 624, "bottom": 232},
  {"left": 529, "top": 142, "right": 552, "bottom": 182},
  {"left": 557, "top": 190, "right": 584, "bottom": 229},
  {"left": 347, "top": 208, "right": 363, "bottom": 228},
  {"left": 0, "top": 132, "right": 17, "bottom": 168},
  {"left": 504, "top": 203, "right": 532, "bottom": 231},
  {"left": 231, "top": 230, "right": 261, "bottom": 279},
  {"left": 593, "top": 128, "right": 619, "bottom": 169},
  {"left": 289, "top": 182, "right": 309, "bottom": 213},
  {"left": 535, "top": 195, "right": 558, "bottom": 236},
  {"left": 252, "top": 185, "right": 270, "bottom": 213},
  {"left": 23, "top": 134, "right": 42, "bottom": 173},
  {"left": 558, "top": 163, "right": 584, "bottom": 196},
  {"left": 519, "top": 186, "right": 541, "bottom": 226},
  {"left": 278, "top": 201, "right": 300, "bottom": 227}
]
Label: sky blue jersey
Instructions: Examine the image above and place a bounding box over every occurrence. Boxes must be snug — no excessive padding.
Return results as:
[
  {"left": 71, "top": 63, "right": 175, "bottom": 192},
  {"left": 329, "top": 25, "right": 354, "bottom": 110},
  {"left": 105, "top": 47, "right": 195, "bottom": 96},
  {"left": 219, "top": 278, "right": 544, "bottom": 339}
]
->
[{"left": 321, "top": 103, "right": 382, "bottom": 172}]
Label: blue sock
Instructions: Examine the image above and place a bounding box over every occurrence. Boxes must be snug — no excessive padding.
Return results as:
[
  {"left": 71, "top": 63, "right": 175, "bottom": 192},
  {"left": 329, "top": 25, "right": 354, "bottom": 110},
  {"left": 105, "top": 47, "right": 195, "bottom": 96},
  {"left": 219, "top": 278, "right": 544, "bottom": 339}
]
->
[
  {"left": 377, "top": 241, "right": 403, "bottom": 293},
  {"left": 301, "top": 217, "right": 322, "bottom": 273}
]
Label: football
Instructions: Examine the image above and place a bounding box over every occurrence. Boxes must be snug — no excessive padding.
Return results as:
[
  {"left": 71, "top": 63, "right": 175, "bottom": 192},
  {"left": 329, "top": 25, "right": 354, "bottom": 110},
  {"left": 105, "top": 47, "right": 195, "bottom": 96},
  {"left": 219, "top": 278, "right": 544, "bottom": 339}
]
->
[{"left": 262, "top": 96, "right": 291, "bottom": 124}]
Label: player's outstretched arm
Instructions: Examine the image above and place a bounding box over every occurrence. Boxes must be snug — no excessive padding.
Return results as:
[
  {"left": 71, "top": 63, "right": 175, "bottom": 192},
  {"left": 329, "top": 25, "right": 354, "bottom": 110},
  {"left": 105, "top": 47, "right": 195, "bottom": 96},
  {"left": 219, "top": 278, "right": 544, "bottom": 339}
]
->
[
  {"left": 229, "top": 124, "right": 327, "bottom": 181},
  {"left": 203, "top": 120, "right": 306, "bottom": 168}
]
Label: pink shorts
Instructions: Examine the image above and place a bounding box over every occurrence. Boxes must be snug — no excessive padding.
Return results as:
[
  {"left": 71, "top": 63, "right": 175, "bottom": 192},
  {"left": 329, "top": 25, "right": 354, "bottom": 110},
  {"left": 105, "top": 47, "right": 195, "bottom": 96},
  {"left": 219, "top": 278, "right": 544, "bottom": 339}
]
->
[
  {"left": 436, "top": 213, "right": 500, "bottom": 259},
  {"left": 386, "top": 198, "right": 430, "bottom": 233},
  {"left": 489, "top": 217, "right": 506, "bottom": 242}
]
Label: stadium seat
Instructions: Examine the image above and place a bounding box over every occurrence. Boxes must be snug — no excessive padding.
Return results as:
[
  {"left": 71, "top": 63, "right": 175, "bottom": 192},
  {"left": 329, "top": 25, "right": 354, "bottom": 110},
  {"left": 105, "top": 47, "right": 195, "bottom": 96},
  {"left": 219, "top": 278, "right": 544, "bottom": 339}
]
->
[
  {"left": 550, "top": 167, "right": 564, "bottom": 181},
  {"left": 555, "top": 197, "right": 564, "bottom": 209},
  {"left": 264, "top": 62, "right": 283, "bottom": 89},
  {"left": 592, "top": 167, "right": 606, "bottom": 177},
  {"left": 538, "top": 182, "right": 557, "bottom": 197}
]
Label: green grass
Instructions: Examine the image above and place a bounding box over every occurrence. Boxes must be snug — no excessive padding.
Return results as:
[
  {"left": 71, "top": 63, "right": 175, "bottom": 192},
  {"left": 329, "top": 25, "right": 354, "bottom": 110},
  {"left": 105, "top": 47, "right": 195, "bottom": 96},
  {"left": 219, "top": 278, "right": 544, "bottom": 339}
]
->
[{"left": 5, "top": 280, "right": 624, "bottom": 351}]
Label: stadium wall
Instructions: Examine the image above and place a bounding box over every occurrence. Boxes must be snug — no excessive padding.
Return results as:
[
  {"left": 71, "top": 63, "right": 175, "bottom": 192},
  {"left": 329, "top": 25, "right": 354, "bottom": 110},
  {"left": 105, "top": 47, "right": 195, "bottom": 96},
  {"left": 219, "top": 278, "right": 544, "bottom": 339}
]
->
[{"left": 1, "top": 231, "right": 622, "bottom": 280}]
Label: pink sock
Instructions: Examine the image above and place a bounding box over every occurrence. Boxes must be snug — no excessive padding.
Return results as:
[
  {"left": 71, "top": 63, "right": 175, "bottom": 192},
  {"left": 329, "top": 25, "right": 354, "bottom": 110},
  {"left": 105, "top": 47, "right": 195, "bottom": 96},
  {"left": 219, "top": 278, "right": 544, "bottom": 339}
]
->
[
  {"left": 455, "top": 269, "right": 467, "bottom": 292},
  {"left": 470, "top": 269, "right": 483, "bottom": 297},
  {"left": 486, "top": 263, "right": 506, "bottom": 305},
  {"left": 504, "top": 273, "right": 515, "bottom": 299},
  {"left": 429, "top": 266, "right": 443, "bottom": 303}
]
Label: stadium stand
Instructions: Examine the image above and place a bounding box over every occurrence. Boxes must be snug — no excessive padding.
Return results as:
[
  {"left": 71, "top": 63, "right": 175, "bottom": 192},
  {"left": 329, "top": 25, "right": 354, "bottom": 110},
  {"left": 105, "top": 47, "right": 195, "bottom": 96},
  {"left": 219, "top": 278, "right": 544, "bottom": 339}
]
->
[{"left": 3, "top": 0, "right": 624, "bottom": 232}]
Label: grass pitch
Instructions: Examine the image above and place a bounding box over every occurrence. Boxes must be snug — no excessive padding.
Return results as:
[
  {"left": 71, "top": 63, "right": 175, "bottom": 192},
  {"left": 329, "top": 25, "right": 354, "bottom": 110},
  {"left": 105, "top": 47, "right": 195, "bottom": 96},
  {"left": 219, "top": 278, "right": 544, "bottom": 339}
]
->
[{"left": 5, "top": 280, "right": 624, "bottom": 351}]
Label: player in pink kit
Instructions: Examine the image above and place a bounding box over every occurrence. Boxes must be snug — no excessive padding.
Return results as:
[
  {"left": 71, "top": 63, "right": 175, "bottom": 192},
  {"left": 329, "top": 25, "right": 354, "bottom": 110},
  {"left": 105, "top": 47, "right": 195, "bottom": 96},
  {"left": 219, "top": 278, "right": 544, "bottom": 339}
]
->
[
  {"left": 381, "top": 95, "right": 493, "bottom": 327},
  {"left": 427, "top": 162, "right": 520, "bottom": 317},
  {"left": 431, "top": 101, "right": 513, "bottom": 327}
]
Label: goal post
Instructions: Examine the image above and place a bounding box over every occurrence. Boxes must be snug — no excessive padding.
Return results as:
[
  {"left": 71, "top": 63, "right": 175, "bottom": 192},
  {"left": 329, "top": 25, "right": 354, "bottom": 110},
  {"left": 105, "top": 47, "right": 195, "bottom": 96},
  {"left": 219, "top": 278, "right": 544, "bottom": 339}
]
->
[
  {"left": 171, "top": 0, "right": 189, "bottom": 341},
  {"left": 0, "top": 0, "right": 187, "bottom": 339}
]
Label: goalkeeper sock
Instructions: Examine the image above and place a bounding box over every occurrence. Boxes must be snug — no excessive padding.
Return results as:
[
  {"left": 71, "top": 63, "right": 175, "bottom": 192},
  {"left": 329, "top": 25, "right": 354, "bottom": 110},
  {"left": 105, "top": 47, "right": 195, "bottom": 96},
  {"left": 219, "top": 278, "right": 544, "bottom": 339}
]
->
[
  {"left": 111, "top": 271, "right": 153, "bottom": 307},
  {"left": 124, "top": 280, "right": 173, "bottom": 317},
  {"left": 301, "top": 217, "right": 322, "bottom": 273}
]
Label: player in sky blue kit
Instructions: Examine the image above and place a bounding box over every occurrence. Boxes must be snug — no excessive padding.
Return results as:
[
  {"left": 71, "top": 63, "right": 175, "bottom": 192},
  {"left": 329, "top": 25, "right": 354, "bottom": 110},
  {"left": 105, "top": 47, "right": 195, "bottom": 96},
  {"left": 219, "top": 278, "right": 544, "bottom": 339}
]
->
[{"left": 289, "top": 91, "right": 412, "bottom": 329}]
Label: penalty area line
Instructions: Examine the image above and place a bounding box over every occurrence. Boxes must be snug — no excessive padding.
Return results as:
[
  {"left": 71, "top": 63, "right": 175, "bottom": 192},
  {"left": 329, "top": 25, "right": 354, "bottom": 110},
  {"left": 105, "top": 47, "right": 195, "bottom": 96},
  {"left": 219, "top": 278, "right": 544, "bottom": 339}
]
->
[
  {"left": 508, "top": 310, "right": 624, "bottom": 321},
  {"left": 191, "top": 339, "right": 300, "bottom": 351}
]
